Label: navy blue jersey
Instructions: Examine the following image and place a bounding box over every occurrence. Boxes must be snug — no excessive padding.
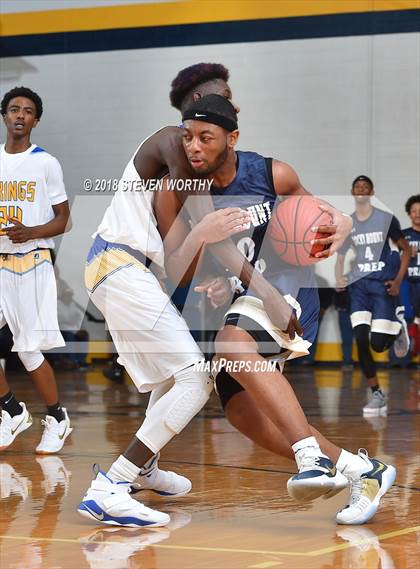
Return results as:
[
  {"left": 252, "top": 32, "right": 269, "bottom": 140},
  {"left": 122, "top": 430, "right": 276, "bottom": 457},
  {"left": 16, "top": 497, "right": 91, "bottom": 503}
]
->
[
  {"left": 342, "top": 207, "right": 403, "bottom": 282},
  {"left": 402, "top": 227, "right": 420, "bottom": 282},
  {"left": 210, "top": 150, "right": 317, "bottom": 296}
]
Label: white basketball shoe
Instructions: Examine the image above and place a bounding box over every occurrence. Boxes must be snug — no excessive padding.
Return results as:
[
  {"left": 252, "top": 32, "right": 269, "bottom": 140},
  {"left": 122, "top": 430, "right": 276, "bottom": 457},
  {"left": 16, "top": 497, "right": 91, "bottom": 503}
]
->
[
  {"left": 287, "top": 449, "right": 348, "bottom": 502},
  {"left": 336, "top": 451, "right": 396, "bottom": 525},
  {"left": 78, "top": 466, "right": 170, "bottom": 528},
  {"left": 130, "top": 453, "right": 192, "bottom": 498},
  {"left": 0, "top": 403, "right": 32, "bottom": 451},
  {"left": 36, "top": 408, "right": 72, "bottom": 454}
]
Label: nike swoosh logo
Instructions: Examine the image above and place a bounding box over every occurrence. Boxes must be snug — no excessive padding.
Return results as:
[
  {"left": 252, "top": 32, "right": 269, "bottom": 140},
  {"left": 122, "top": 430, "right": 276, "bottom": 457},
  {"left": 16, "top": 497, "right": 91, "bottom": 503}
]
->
[
  {"left": 11, "top": 416, "right": 29, "bottom": 435},
  {"left": 370, "top": 462, "right": 385, "bottom": 477},
  {"left": 58, "top": 426, "right": 69, "bottom": 440},
  {"left": 83, "top": 505, "right": 104, "bottom": 520},
  {"left": 195, "top": 113, "right": 207, "bottom": 118}
]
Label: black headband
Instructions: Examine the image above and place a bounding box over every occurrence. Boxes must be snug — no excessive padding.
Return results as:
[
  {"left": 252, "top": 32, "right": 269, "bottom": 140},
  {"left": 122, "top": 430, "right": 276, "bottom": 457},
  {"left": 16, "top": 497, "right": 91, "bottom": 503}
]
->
[
  {"left": 182, "top": 108, "right": 238, "bottom": 132},
  {"left": 182, "top": 94, "right": 238, "bottom": 132}
]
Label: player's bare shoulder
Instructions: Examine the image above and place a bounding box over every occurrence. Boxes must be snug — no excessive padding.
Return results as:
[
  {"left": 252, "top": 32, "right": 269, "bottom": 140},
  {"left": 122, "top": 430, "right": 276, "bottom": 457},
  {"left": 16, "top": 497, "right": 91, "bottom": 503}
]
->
[
  {"left": 272, "top": 159, "right": 306, "bottom": 196},
  {"left": 134, "top": 126, "right": 191, "bottom": 181}
]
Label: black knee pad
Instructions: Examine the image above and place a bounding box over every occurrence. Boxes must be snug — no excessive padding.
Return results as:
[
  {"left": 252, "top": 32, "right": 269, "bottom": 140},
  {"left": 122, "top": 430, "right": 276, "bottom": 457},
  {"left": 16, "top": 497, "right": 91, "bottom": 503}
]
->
[
  {"left": 353, "top": 324, "right": 370, "bottom": 348},
  {"left": 371, "top": 332, "right": 395, "bottom": 353},
  {"left": 215, "top": 367, "right": 244, "bottom": 409},
  {"left": 224, "top": 314, "right": 283, "bottom": 357}
]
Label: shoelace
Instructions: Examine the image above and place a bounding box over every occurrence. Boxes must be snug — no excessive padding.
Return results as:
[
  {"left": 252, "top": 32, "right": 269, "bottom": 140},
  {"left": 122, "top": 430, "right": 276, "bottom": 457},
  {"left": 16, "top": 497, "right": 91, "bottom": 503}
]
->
[
  {"left": 39, "top": 418, "right": 59, "bottom": 443},
  {"left": 358, "top": 448, "right": 369, "bottom": 459},
  {"left": 299, "top": 454, "right": 321, "bottom": 470},
  {"left": 373, "top": 391, "right": 385, "bottom": 401},
  {"left": 348, "top": 477, "right": 364, "bottom": 506}
]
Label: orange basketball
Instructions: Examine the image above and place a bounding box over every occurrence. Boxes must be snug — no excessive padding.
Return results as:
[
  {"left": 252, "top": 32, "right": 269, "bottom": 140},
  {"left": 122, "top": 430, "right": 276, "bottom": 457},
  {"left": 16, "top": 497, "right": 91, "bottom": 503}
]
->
[{"left": 268, "top": 195, "right": 333, "bottom": 266}]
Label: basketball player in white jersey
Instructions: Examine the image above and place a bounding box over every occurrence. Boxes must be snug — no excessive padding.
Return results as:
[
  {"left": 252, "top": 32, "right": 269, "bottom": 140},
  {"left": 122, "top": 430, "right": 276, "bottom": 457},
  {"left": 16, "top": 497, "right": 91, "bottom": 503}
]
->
[
  {"left": 79, "top": 63, "right": 354, "bottom": 528},
  {"left": 79, "top": 138, "right": 250, "bottom": 527},
  {"left": 0, "top": 87, "right": 72, "bottom": 454}
]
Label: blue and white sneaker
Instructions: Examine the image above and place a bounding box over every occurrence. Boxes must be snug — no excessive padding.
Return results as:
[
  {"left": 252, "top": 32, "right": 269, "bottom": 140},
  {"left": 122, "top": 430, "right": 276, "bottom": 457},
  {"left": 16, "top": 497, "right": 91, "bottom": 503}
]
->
[
  {"left": 78, "top": 466, "right": 170, "bottom": 528},
  {"left": 336, "top": 454, "right": 396, "bottom": 525},
  {"left": 130, "top": 453, "right": 192, "bottom": 497},
  {"left": 287, "top": 451, "right": 348, "bottom": 502}
]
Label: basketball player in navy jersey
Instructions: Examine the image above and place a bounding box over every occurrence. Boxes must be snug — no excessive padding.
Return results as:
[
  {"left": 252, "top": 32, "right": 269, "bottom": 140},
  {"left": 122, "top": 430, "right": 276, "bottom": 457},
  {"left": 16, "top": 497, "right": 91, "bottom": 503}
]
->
[
  {"left": 403, "top": 195, "right": 420, "bottom": 329},
  {"left": 335, "top": 176, "right": 410, "bottom": 416},
  {"left": 155, "top": 94, "right": 396, "bottom": 525}
]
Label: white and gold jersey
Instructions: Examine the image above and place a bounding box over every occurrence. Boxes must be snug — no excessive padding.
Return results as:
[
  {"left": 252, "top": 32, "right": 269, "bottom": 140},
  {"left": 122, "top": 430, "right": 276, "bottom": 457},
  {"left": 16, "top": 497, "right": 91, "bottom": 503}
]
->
[
  {"left": 94, "top": 132, "right": 165, "bottom": 270},
  {"left": 0, "top": 144, "right": 67, "bottom": 254}
]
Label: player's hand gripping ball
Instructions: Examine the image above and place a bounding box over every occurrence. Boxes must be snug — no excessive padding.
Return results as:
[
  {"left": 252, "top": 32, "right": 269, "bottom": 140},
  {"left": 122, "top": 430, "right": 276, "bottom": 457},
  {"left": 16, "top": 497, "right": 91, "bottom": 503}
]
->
[{"left": 269, "top": 195, "right": 333, "bottom": 266}]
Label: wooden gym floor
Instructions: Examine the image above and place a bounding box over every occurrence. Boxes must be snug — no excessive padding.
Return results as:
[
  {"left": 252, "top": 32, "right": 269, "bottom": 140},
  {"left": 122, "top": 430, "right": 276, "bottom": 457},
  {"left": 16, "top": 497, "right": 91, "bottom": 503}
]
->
[{"left": 0, "top": 364, "right": 419, "bottom": 568}]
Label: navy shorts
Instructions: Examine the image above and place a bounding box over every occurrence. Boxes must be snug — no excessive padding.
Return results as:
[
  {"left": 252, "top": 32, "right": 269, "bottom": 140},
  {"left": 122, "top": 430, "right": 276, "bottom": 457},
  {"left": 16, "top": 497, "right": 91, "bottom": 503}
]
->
[
  {"left": 349, "top": 278, "right": 402, "bottom": 335},
  {"left": 409, "top": 281, "right": 420, "bottom": 318}
]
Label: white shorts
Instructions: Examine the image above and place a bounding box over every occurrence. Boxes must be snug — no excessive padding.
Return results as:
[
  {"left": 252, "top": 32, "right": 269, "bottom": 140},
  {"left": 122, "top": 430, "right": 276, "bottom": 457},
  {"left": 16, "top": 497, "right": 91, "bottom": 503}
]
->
[
  {"left": 224, "top": 296, "right": 312, "bottom": 361},
  {"left": 86, "top": 255, "right": 203, "bottom": 392},
  {"left": 0, "top": 250, "right": 64, "bottom": 352}
]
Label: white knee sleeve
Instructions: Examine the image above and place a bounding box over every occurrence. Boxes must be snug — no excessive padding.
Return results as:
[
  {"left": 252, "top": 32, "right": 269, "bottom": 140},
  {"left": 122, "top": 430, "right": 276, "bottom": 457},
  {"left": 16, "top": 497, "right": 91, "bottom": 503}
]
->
[
  {"left": 164, "top": 365, "right": 213, "bottom": 432},
  {"left": 137, "top": 363, "right": 213, "bottom": 454},
  {"left": 146, "top": 379, "right": 174, "bottom": 416},
  {"left": 18, "top": 351, "right": 44, "bottom": 372}
]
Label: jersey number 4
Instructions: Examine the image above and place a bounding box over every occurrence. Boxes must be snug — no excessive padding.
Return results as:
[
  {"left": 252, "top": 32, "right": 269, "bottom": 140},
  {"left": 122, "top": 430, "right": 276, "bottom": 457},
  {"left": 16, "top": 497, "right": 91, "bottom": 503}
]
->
[{"left": 365, "top": 246, "right": 374, "bottom": 261}]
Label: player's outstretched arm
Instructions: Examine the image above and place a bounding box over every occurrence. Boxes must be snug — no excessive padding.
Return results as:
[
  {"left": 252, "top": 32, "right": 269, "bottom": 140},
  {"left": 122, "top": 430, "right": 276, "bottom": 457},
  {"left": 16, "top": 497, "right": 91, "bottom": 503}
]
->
[
  {"left": 155, "top": 179, "right": 302, "bottom": 339},
  {"left": 155, "top": 177, "right": 250, "bottom": 286},
  {"left": 272, "top": 160, "right": 353, "bottom": 256},
  {"left": 154, "top": 179, "right": 204, "bottom": 285}
]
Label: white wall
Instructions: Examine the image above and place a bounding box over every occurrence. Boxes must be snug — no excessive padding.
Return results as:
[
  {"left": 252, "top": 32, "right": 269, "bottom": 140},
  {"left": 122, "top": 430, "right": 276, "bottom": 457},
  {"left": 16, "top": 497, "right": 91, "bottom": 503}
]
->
[
  {"left": 0, "top": 0, "right": 165, "bottom": 13},
  {"left": 1, "top": 32, "right": 419, "bottom": 340}
]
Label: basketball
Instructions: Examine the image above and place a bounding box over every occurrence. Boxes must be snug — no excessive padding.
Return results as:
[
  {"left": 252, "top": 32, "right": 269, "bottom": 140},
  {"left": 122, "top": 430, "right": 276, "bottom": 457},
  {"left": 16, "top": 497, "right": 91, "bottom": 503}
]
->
[{"left": 268, "top": 195, "right": 333, "bottom": 265}]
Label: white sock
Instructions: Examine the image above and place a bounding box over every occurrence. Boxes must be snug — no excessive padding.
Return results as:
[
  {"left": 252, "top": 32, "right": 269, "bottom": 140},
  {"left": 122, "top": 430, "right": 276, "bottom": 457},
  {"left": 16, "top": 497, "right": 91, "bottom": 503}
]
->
[
  {"left": 139, "top": 453, "right": 160, "bottom": 476},
  {"left": 291, "top": 436, "right": 328, "bottom": 469},
  {"left": 336, "top": 449, "right": 371, "bottom": 477},
  {"left": 107, "top": 455, "right": 140, "bottom": 483},
  {"left": 291, "top": 436, "right": 321, "bottom": 455}
]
